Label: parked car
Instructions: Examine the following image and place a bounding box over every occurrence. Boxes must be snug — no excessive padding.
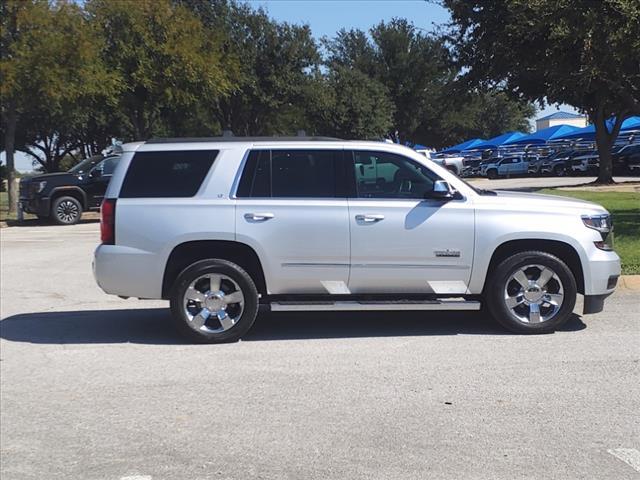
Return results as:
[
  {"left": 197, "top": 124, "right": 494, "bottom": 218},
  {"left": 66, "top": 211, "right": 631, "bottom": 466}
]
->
[
  {"left": 628, "top": 154, "right": 640, "bottom": 172},
  {"left": 570, "top": 152, "right": 599, "bottom": 174},
  {"left": 480, "top": 156, "right": 529, "bottom": 178},
  {"left": 612, "top": 144, "right": 640, "bottom": 173},
  {"left": 93, "top": 137, "right": 620, "bottom": 343},
  {"left": 541, "top": 149, "right": 591, "bottom": 176},
  {"left": 461, "top": 158, "right": 482, "bottom": 177},
  {"left": 429, "top": 154, "right": 465, "bottom": 176},
  {"left": 19, "top": 154, "right": 120, "bottom": 225}
]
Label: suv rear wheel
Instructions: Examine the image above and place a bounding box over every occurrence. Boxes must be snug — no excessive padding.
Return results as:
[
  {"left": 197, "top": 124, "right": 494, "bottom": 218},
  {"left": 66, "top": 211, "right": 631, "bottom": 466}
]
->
[
  {"left": 51, "top": 196, "right": 82, "bottom": 225},
  {"left": 485, "top": 251, "right": 577, "bottom": 334},
  {"left": 169, "top": 259, "right": 259, "bottom": 343}
]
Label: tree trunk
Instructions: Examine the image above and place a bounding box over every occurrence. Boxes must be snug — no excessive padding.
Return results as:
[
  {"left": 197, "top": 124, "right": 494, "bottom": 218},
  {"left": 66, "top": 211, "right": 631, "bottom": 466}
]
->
[
  {"left": 4, "top": 105, "right": 18, "bottom": 214},
  {"left": 593, "top": 108, "right": 626, "bottom": 184}
]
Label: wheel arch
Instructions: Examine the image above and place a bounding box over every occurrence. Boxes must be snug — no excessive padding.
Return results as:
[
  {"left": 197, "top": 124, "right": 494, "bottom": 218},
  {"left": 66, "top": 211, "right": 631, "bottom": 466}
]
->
[
  {"left": 162, "top": 240, "right": 267, "bottom": 299},
  {"left": 50, "top": 187, "right": 87, "bottom": 210},
  {"left": 484, "top": 239, "right": 585, "bottom": 294}
]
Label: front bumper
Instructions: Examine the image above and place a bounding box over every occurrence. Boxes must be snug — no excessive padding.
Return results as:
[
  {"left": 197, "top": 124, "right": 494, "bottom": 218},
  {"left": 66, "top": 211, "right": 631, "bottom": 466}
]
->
[
  {"left": 581, "top": 247, "right": 620, "bottom": 314},
  {"left": 19, "top": 196, "right": 50, "bottom": 217}
]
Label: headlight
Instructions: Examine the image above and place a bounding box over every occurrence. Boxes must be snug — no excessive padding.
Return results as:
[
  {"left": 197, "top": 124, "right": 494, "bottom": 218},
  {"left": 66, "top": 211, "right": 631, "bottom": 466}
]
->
[
  {"left": 582, "top": 214, "right": 612, "bottom": 233},
  {"left": 582, "top": 214, "right": 614, "bottom": 251},
  {"left": 35, "top": 181, "right": 47, "bottom": 193}
]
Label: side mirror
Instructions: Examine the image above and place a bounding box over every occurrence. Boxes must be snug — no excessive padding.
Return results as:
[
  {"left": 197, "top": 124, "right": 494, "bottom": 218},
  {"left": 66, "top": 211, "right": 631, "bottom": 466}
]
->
[
  {"left": 89, "top": 168, "right": 102, "bottom": 178},
  {"left": 428, "top": 180, "right": 454, "bottom": 200}
]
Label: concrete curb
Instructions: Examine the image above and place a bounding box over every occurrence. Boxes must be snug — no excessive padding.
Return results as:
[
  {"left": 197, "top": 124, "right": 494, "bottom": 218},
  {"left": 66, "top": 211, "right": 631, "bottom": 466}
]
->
[{"left": 619, "top": 275, "right": 640, "bottom": 291}]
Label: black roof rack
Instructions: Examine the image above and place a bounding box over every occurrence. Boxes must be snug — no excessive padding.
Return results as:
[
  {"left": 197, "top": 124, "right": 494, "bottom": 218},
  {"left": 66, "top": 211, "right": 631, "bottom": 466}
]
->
[{"left": 146, "top": 136, "right": 342, "bottom": 144}]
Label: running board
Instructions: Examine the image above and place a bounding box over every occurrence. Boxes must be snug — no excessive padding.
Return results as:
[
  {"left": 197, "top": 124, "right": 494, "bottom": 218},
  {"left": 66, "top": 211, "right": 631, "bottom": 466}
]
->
[{"left": 269, "top": 299, "right": 481, "bottom": 312}]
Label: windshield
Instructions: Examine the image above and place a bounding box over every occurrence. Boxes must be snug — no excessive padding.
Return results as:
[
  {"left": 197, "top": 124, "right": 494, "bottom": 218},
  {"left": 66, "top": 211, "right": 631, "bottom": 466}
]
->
[{"left": 68, "top": 157, "right": 101, "bottom": 174}]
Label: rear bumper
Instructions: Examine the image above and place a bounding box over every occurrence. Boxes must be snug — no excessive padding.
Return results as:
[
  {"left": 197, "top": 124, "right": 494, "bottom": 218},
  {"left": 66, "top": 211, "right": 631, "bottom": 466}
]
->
[{"left": 93, "top": 244, "right": 164, "bottom": 299}]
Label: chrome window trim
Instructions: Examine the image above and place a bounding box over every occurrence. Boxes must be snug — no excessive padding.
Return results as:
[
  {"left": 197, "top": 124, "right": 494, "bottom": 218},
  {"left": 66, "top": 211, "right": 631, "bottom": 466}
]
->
[{"left": 230, "top": 147, "right": 466, "bottom": 202}]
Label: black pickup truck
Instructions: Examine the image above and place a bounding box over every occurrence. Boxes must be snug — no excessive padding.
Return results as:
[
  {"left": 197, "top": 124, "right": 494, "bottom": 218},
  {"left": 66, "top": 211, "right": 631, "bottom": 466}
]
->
[{"left": 19, "top": 154, "right": 120, "bottom": 225}]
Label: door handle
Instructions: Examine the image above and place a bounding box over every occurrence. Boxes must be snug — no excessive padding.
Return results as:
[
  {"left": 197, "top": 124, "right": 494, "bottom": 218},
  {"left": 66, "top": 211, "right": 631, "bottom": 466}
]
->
[
  {"left": 355, "top": 214, "right": 385, "bottom": 223},
  {"left": 244, "top": 212, "right": 274, "bottom": 222}
]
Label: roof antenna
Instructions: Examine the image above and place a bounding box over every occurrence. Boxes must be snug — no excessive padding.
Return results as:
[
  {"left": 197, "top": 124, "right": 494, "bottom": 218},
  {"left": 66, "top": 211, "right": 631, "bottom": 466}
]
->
[{"left": 222, "top": 130, "right": 234, "bottom": 138}]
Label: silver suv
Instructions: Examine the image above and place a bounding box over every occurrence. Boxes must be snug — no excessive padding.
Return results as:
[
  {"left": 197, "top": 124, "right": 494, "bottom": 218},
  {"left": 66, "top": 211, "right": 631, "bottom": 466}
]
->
[{"left": 93, "top": 138, "right": 620, "bottom": 343}]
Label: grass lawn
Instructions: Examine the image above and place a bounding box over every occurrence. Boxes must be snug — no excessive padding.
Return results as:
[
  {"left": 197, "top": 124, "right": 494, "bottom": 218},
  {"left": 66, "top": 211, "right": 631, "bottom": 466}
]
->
[
  {"left": 539, "top": 189, "right": 640, "bottom": 275},
  {"left": 0, "top": 191, "right": 11, "bottom": 222}
]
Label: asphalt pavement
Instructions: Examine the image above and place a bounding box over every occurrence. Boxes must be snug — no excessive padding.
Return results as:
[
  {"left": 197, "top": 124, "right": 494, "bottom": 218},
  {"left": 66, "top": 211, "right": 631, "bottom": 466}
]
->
[{"left": 1, "top": 221, "right": 639, "bottom": 480}]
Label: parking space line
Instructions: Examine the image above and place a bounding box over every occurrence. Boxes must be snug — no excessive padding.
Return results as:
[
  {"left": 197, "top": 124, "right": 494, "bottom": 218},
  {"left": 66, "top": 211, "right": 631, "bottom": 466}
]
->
[{"left": 608, "top": 448, "right": 640, "bottom": 472}]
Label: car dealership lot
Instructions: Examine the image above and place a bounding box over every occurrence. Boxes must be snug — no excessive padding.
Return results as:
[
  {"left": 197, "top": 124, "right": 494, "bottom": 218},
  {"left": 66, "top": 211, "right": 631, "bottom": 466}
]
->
[{"left": 1, "top": 221, "right": 639, "bottom": 480}]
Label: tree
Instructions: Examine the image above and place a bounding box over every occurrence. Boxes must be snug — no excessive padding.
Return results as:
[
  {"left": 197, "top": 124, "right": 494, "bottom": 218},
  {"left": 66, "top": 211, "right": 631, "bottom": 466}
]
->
[
  {"left": 306, "top": 67, "right": 395, "bottom": 139},
  {"left": 325, "top": 20, "right": 452, "bottom": 143},
  {"left": 444, "top": 0, "right": 640, "bottom": 183},
  {"left": 437, "top": 90, "right": 536, "bottom": 147},
  {"left": 1, "top": 0, "right": 114, "bottom": 178},
  {"left": 181, "top": 0, "right": 321, "bottom": 136},
  {"left": 86, "top": 0, "right": 235, "bottom": 140},
  {"left": 324, "top": 19, "right": 534, "bottom": 147}
]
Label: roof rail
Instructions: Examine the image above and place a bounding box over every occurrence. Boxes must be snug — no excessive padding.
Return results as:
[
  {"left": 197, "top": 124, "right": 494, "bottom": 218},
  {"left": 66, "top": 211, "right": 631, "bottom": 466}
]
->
[{"left": 146, "top": 136, "right": 343, "bottom": 144}]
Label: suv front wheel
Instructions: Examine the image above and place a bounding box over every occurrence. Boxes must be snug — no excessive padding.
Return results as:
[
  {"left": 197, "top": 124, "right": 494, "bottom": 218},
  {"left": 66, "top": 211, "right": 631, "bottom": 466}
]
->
[
  {"left": 485, "top": 251, "right": 577, "bottom": 334},
  {"left": 51, "top": 196, "right": 82, "bottom": 225},
  {"left": 169, "top": 259, "right": 259, "bottom": 343}
]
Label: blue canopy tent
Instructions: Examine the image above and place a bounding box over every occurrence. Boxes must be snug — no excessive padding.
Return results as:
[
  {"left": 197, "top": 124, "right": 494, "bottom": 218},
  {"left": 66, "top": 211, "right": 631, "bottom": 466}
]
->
[
  {"left": 503, "top": 125, "right": 580, "bottom": 145},
  {"left": 462, "top": 132, "right": 526, "bottom": 150},
  {"left": 553, "top": 116, "right": 640, "bottom": 141},
  {"left": 440, "top": 138, "right": 484, "bottom": 153}
]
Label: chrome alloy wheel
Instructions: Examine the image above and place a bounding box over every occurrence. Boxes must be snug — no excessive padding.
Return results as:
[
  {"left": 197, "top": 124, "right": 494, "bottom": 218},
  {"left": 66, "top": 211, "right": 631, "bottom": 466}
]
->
[
  {"left": 56, "top": 200, "right": 79, "bottom": 223},
  {"left": 183, "top": 274, "right": 245, "bottom": 333},
  {"left": 503, "top": 264, "right": 564, "bottom": 324}
]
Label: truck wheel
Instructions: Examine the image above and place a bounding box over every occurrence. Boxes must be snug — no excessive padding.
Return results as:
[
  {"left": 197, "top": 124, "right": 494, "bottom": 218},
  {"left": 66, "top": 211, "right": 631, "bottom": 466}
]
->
[
  {"left": 51, "top": 196, "right": 82, "bottom": 225},
  {"left": 169, "top": 259, "right": 259, "bottom": 343},
  {"left": 553, "top": 165, "right": 565, "bottom": 176},
  {"left": 487, "top": 169, "right": 498, "bottom": 179},
  {"left": 447, "top": 166, "right": 459, "bottom": 176},
  {"left": 485, "top": 251, "right": 577, "bottom": 334}
]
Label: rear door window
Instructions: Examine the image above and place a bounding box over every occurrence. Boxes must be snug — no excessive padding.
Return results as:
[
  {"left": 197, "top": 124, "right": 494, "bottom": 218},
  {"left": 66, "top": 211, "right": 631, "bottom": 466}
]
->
[
  {"left": 119, "top": 150, "right": 217, "bottom": 198},
  {"left": 236, "top": 149, "right": 344, "bottom": 198}
]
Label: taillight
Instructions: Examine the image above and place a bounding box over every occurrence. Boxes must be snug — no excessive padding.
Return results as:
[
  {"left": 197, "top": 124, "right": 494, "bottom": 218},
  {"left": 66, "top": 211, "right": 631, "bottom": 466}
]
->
[{"left": 100, "top": 199, "right": 116, "bottom": 245}]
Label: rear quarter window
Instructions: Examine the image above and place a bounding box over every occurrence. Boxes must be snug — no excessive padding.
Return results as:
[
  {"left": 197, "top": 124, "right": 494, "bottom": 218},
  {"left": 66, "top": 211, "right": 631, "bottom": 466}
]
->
[{"left": 119, "top": 150, "right": 217, "bottom": 198}]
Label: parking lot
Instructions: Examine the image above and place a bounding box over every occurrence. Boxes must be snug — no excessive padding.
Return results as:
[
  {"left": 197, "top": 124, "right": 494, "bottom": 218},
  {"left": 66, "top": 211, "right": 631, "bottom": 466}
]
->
[{"left": 1, "top": 218, "right": 639, "bottom": 479}]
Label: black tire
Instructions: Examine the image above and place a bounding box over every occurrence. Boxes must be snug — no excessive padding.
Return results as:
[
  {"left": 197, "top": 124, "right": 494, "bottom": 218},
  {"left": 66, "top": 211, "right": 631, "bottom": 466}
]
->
[
  {"left": 553, "top": 165, "right": 565, "bottom": 177},
  {"left": 51, "top": 196, "right": 82, "bottom": 225},
  {"left": 485, "top": 251, "right": 577, "bottom": 334},
  {"left": 169, "top": 259, "right": 259, "bottom": 343},
  {"left": 487, "top": 169, "right": 498, "bottom": 179}
]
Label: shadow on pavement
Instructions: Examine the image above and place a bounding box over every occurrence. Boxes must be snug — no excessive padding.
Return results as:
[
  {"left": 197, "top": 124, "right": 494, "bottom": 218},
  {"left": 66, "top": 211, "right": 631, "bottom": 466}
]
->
[{"left": 0, "top": 308, "right": 586, "bottom": 345}]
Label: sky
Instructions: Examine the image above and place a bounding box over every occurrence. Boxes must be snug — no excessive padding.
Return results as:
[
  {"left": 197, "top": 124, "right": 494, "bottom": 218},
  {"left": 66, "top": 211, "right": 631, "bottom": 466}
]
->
[{"left": 3, "top": 0, "right": 578, "bottom": 172}]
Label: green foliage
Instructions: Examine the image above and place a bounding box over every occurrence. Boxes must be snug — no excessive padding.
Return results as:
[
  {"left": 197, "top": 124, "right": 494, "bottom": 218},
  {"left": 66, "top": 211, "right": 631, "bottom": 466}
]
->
[
  {"left": 439, "top": 91, "right": 536, "bottom": 147},
  {"left": 0, "top": 164, "right": 7, "bottom": 191},
  {"left": 1, "top": 0, "right": 539, "bottom": 168},
  {"left": 307, "top": 66, "right": 395, "bottom": 139},
  {"left": 1, "top": 0, "right": 116, "bottom": 172},
  {"left": 323, "top": 19, "right": 534, "bottom": 147},
  {"left": 86, "top": 0, "right": 235, "bottom": 140},
  {"left": 444, "top": 0, "right": 640, "bottom": 182}
]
